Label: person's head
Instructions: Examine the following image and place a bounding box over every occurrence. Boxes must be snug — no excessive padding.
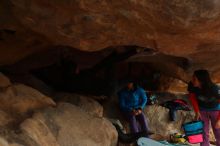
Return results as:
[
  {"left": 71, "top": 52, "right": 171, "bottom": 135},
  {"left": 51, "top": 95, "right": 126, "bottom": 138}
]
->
[
  {"left": 127, "top": 82, "right": 134, "bottom": 90},
  {"left": 126, "top": 80, "right": 137, "bottom": 90},
  {"left": 192, "top": 69, "right": 213, "bottom": 89}
]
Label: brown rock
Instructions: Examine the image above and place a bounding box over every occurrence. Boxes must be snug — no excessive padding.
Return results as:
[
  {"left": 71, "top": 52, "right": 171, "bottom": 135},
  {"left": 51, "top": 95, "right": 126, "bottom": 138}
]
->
[
  {"left": 0, "top": 83, "right": 56, "bottom": 114},
  {"left": 158, "top": 76, "right": 187, "bottom": 93},
  {"left": 0, "top": 137, "right": 25, "bottom": 146},
  {"left": 0, "top": 73, "right": 11, "bottom": 88},
  {"left": 144, "top": 105, "right": 215, "bottom": 142},
  {"left": 0, "top": 137, "right": 9, "bottom": 146},
  {"left": 0, "top": 110, "right": 13, "bottom": 126},
  {"left": 54, "top": 93, "right": 104, "bottom": 117},
  {"left": 21, "top": 103, "right": 118, "bottom": 146},
  {"left": 21, "top": 116, "right": 60, "bottom": 146},
  {"left": 0, "top": 0, "right": 220, "bottom": 81},
  {"left": 144, "top": 105, "right": 194, "bottom": 136}
]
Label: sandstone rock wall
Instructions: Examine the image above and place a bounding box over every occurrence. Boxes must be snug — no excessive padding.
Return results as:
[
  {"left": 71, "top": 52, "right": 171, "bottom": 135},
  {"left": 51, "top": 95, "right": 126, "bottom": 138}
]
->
[{"left": 1, "top": 0, "right": 220, "bottom": 82}]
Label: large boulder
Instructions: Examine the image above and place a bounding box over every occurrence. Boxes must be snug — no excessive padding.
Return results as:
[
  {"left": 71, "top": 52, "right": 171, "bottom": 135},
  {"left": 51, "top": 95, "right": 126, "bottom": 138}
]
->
[
  {"left": 144, "top": 105, "right": 194, "bottom": 136},
  {"left": 0, "top": 73, "right": 116, "bottom": 146},
  {"left": 21, "top": 103, "right": 118, "bottom": 146},
  {"left": 54, "top": 93, "right": 104, "bottom": 117},
  {"left": 21, "top": 117, "right": 60, "bottom": 146},
  {"left": 0, "top": 83, "right": 56, "bottom": 114}
]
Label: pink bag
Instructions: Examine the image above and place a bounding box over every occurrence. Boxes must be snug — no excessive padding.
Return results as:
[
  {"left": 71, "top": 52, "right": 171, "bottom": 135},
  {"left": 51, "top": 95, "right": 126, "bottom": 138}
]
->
[{"left": 187, "top": 134, "right": 203, "bottom": 144}]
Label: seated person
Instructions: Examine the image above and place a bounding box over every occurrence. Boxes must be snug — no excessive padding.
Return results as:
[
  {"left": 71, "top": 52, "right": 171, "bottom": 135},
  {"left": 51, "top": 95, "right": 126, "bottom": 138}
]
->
[{"left": 118, "top": 80, "right": 149, "bottom": 134}]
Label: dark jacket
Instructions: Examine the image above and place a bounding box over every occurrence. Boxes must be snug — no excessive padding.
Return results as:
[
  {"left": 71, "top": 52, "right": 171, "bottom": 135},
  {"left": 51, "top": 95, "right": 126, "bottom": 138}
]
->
[{"left": 188, "top": 82, "right": 220, "bottom": 110}]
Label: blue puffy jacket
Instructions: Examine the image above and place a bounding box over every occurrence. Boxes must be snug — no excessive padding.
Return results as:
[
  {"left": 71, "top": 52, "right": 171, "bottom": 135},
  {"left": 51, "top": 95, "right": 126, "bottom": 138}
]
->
[{"left": 118, "top": 87, "right": 148, "bottom": 112}]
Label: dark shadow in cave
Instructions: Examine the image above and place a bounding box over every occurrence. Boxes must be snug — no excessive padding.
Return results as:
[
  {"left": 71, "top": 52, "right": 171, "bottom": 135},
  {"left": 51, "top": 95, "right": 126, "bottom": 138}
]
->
[
  {"left": 0, "top": 45, "right": 190, "bottom": 97},
  {"left": 31, "top": 45, "right": 155, "bottom": 96}
]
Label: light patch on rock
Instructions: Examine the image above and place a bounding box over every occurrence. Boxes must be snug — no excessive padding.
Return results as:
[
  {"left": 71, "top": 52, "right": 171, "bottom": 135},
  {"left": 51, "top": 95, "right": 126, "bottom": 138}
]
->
[
  {"left": 21, "top": 103, "right": 117, "bottom": 146},
  {"left": 21, "top": 115, "right": 60, "bottom": 146},
  {"left": 0, "top": 137, "right": 24, "bottom": 146},
  {"left": 54, "top": 93, "right": 103, "bottom": 117},
  {"left": 0, "top": 137, "right": 9, "bottom": 146},
  {"left": 0, "top": 84, "right": 56, "bottom": 114}
]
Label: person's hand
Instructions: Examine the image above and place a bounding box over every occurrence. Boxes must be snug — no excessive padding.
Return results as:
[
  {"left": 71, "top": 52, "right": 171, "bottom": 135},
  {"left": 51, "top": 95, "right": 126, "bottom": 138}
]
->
[
  {"left": 137, "top": 109, "right": 142, "bottom": 114},
  {"left": 195, "top": 112, "right": 201, "bottom": 120},
  {"left": 131, "top": 109, "right": 137, "bottom": 115},
  {"left": 135, "top": 110, "right": 140, "bottom": 115},
  {"left": 215, "top": 119, "right": 220, "bottom": 129}
]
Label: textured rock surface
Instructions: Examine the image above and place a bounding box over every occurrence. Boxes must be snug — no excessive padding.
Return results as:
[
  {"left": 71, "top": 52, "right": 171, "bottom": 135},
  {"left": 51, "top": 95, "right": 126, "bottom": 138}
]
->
[
  {"left": 0, "top": 103, "right": 117, "bottom": 146},
  {"left": 144, "top": 105, "right": 194, "bottom": 135},
  {"left": 144, "top": 105, "right": 215, "bottom": 142},
  {"left": 21, "top": 103, "right": 118, "bottom": 146},
  {"left": 157, "top": 76, "right": 187, "bottom": 93},
  {"left": 0, "top": 83, "right": 56, "bottom": 114},
  {"left": 0, "top": 110, "right": 13, "bottom": 126},
  {"left": 21, "top": 116, "right": 60, "bottom": 146},
  {"left": 0, "top": 72, "right": 11, "bottom": 88},
  {"left": 1, "top": 0, "right": 220, "bottom": 82},
  {"left": 54, "top": 93, "right": 104, "bottom": 117},
  {"left": 0, "top": 73, "right": 118, "bottom": 146},
  {"left": 0, "top": 137, "right": 23, "bottom": 146}
]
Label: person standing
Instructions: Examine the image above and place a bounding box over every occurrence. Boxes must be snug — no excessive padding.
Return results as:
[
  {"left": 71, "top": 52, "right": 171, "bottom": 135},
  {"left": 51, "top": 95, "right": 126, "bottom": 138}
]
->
[{"left": 188, "top": 69, "right": 220, "bottom": 146}]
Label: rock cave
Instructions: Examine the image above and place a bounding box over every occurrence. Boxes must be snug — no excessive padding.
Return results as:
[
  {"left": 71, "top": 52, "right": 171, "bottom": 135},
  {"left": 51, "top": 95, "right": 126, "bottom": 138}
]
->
[{"left": 0, "top": 0, "right": 220, "bottom": 146}]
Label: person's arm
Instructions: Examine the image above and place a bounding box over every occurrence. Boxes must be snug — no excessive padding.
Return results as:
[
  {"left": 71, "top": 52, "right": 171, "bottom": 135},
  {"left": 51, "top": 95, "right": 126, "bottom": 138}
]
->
[
  {"left": 138, "top": 88, "right": 147, "bottom": 110},
  {"left": 189, "top": 93, "right": 201, "bottom": 120},
  {"left": 118, "top": 92, "right": 132, "bottom": 112},
  {"left": 215, "top": 85, "right": 220, "bottom": 128},
  {"left": 189, "top": 93, "right": 199, "bottom": 113},
  {"left": 215, "top": 111, "right": 220, "bottom": 129}
]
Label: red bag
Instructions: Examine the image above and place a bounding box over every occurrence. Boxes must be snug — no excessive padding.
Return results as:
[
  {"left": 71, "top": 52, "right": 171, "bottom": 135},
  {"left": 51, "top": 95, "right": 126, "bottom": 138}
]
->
[{"left": 187, "top": 134, "right": 203, "bottom": 144}]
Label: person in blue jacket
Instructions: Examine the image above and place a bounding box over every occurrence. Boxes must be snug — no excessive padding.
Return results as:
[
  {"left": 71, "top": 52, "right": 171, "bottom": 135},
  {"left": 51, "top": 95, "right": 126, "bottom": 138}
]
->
[{"left": 118, "top": 81, "right": 149, "bottom": 134}]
